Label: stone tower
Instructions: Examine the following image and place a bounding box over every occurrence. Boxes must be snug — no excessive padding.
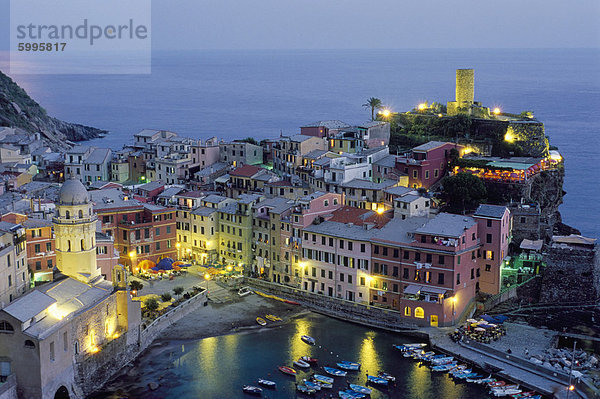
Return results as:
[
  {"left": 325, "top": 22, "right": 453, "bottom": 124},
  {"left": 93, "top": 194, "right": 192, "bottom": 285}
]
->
[
  {"left": 456, "top": 68, "right": 475, "bottom": 105},
  {"left": 53, "top": 179, "right": 101, "bottom": 283}
]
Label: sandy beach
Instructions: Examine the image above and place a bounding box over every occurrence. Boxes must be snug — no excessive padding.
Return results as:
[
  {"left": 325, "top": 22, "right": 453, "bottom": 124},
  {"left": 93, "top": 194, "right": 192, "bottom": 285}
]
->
[{"left": 156, "top": 292, "right": 309, "bottom": 341}]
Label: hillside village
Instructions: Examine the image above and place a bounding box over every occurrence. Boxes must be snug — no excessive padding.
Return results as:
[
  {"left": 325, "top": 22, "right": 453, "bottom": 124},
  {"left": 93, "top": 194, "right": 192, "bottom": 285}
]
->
[{"left": 0, "top": 69, "right": 597, "bottom": 398}]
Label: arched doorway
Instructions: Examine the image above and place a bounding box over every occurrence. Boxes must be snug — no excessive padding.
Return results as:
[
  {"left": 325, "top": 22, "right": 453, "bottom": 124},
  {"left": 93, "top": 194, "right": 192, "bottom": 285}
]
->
[{"left": 54, "top": 386, "right": 70, "bottom": 399}]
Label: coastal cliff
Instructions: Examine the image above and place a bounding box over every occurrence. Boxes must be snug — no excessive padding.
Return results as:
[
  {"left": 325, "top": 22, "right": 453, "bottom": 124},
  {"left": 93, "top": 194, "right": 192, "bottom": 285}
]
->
[{"left": 0, "top": 69, "right": 106, "bottom": 149}]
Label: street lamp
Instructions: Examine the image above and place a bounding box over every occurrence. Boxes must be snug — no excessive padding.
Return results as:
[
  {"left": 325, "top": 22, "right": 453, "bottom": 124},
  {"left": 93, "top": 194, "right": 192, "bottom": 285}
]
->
[
  {"left": 451, "top": 296, "right": 457, "bottom": 325},
  {"left": 176, "top": 242, "right": 181, "bottom": 260},
  {"left": 566, "top": 340, "right": 577, "bottom": 399},
  {"left": 128, "top": 251, "right": 137, "bottom": 274},
  {"left": 204, "top": 273, "right": 211, "bottom": 291}
]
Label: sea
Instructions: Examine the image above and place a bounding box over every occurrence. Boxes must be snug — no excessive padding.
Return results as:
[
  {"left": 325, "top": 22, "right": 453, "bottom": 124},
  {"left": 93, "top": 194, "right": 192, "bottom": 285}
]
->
[
  {"left": 93, "top": 313, "right": 492, "bottom": 399},
  {"left": 1, "top": 49, "right": 599, "bottom": 237}
]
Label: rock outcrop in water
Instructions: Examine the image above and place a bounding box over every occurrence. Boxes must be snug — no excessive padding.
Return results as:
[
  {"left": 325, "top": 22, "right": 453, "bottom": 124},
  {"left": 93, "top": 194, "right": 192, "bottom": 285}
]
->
[{"left": 0, "top": 69, "right": 106, "bottom": 150}]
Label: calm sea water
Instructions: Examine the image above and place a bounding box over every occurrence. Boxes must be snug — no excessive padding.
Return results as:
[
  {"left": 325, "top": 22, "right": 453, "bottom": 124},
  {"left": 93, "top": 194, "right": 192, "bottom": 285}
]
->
[
  {"left": 1, "top": 49, "right": 599, "bottom": 237},
  {"left": 96, "top": 313, "right": 490, "bottom": 399}
]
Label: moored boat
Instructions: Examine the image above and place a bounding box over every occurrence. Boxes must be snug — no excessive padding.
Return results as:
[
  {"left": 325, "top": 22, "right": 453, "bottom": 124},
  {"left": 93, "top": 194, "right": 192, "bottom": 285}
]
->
[
  {"left": 431, "top": 363, "right": 457, "bottom": 371},
  {"left": 302, "top": 379, "right": 321, "bottom": 391},
  {"left": 257, "top": 378, "right": 276, "bottom": 388},
  {"left": 296, "top": 384, "right": 317, "bottom": 395},
  {"left": 339, "top": 389, "right": 366, "bottom": 398},
  {"left": 348, "top": 383, "right": 372, "bottom": 394},
  {"left": 278, "top": 365, "right": 297, "bottom": 375},
  {"left": 377, "top": 371, "right": 395, "bottom": 382},
  {"left": 301, "top": 355, "right": 318, "bottom": 364},
  {"left": 366, "top": 374, "right": 389, "bottom": 386},
  {"left": 336, "top": 361, "right": 360, "bottom": 370},
  {"left": 323, "top": 366, "right": 347, "bottom": 376},
  {"left": 242, "top": 385, "right": 262, "bottom": 395},
  {"left": 265, "top": 314, "right": 281, "bottom": 322},
  {"left": 256, "top": 317, "right": 267, "bottom": 326},
  {"left": 491, "top": 388, "right": 521, "bottom": 397},
  {"left": 510, "top": 392, "right": 536, "bottom": 398},
  {"left": 294, "top": 359, "right": 311, "bottom": 368},
  {"left": 301, "top": 335, "right": 316, "bottom": 345},
  {"left": 312, "top": 374, "right": 334, "bottom": 384}
]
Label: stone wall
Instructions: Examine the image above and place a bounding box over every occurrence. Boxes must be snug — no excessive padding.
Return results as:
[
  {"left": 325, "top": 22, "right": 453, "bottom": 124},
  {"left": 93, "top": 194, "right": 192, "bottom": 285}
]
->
[
  {"left": 540, "top": 245, "right": 599, "bottom": 303},
  {"left": 73, "top": 290, "right": 207, "bottom": 398},
  {"left": 506, "top": 121, "right": 549, "bottom": 157},
  {"left": 0, "top": 375, "right": 17, "bottom": 399},
  {"left": 247, "top": 278, "right": 421, "bottom": 331}
]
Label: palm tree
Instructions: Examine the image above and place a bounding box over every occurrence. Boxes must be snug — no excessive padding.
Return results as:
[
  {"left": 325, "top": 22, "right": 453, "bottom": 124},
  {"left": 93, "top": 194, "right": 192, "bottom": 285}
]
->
[{"left": 362, "top": 97, "right": 383, "bottom": 120}]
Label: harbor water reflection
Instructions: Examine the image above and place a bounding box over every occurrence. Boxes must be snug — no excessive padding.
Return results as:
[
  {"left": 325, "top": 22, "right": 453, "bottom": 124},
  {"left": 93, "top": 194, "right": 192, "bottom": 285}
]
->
[{"left": 98, "top": 313, "right": 491, "bottom": 398}]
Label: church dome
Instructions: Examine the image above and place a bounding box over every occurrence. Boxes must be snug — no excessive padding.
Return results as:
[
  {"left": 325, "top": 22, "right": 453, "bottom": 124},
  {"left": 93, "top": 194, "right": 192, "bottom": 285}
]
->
[{"left": 58, "top": 179, "right": 90, "bottom": 205}]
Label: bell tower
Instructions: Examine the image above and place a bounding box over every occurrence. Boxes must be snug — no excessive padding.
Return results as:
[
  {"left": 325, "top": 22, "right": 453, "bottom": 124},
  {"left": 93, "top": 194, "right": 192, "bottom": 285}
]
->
[{"left": 53, "top": 179, "right": 100, "bottom": 283}]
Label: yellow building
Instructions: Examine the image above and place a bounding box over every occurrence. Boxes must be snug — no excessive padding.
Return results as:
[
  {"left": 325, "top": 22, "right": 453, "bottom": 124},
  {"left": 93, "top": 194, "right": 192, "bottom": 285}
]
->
[{"left": 0, "top": 179, "right": 141, "bottom": 399}]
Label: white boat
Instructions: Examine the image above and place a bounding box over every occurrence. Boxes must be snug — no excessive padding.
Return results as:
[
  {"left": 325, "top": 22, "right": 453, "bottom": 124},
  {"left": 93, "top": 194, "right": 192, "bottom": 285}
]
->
[
  {"left": 238, "top": 287, "right": 252, "bottom": 297},
  {"left": 294, "top": 359, "right": 311, "bottom": 368},
  {"left": 491, "top": 387, "right": 522, "bottom": 397},
  {"left": 301, "top": 335, "right": 316, "bottom": 345},
  {"left": 257, "top": 378, "right": 276, "bottom": 388}
]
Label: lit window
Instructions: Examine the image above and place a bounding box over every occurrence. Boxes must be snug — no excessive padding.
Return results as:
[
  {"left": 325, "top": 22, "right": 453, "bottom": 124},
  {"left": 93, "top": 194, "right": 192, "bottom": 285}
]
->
[{"left": 414, "top": 307, "right": 425, "bottom": 319}]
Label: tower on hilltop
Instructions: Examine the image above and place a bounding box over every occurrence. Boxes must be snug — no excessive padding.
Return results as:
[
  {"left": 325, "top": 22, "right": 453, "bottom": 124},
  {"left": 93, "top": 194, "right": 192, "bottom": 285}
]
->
[
  {"left": 447, "top": 68, "right": 489, "bottom": 117},
  {"left": 53, "top": 178, "right": 101, "bottom": 283}
]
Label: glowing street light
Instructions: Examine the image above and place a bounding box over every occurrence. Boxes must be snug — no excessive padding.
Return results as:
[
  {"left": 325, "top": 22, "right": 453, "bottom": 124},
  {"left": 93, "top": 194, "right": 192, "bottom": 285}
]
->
[
  {"left": 493, "top": 107, "right": 501, "bottom": 115},
  {"left": 381, "top": 109, "right": 391, "bottom": 118},
  {"left": 418, "top": 103, "right": 427, "bottom": 111},
  {"left": 204, "top": 273, "right": 211, "bottom": 291},
  {"left": 128, "top": 251, "right": 137, "bottom": 273},
  {"left": 450, "top": 296, "right": 457, "bottom": 325},
  {"left": 176, "top": 242, "right": 181, "bottom": 260},
  {"left": 504, "top": 132, "right": 516, "bottom": 143}
]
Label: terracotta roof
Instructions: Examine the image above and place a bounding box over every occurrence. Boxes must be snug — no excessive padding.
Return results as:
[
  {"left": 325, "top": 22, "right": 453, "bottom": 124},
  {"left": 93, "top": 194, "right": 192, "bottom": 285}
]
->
[
  {"left": 266, "top": 180, "right": 293, "bottom": 187},
  {"left": 328, "top": 206, "right": 390, "bottom": 228},
  {"left": 230, "top": 164, "right": 262, "bottom": 178}
]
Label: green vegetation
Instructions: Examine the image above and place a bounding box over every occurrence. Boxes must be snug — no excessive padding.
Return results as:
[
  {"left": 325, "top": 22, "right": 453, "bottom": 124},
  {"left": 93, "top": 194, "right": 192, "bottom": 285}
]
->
[
  {"left": 173, "top": 286, "right": 184, "bottom": 299},
  {"left": 440, "top": 173, "right": 487, "bottom": 214},
  {"left": 160, "top": 293, "right": 172, "bottom": 302},
  {"left": 362, "top": 97, "right": 383, "bottom": 121},
  {"left": 130, "top": 280, "right": 143, "bottom": 292},
  {"left": 144, "top": 298, "right": 159, "bottom": 312},
  {"left": 238, "top": 137, "right": 259, "bottom": 145}
]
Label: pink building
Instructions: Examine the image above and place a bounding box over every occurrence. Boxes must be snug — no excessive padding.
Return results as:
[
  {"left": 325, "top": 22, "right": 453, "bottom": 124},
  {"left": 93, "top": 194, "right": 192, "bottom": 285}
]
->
[
  {"left": 473, "top": 204, "right": 512, "bottom": 294},
  {"left": 191, "top": 140, "right": 220, "bottom": 169},
  {"left": 300, "top": 120, "right": 350, "bottom": 138},
  {"left": 395, "top": 141, "right": 462, "bottom": 189},
  {"left": 96, "top": 232, "right": 119, "bottom": 280},
  {"left": 370, "top": 213, "right": 481, "bottom": 327}
]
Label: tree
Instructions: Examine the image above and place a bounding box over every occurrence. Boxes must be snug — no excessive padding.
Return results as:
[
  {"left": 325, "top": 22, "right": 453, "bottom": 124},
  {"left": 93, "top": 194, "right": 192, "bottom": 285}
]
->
[
  {"left": 130, "top": 280, "right": 143, "bottom": 295},
  {"left": 441, "top": 173, "right": 487, "bottom": 214},
  {"left": 362, "top": 97, "right": 382, "bottom": 121},
  {"left": 173, "top": 286, "right": 184, "bottom": 299},
  {"left": 144, "top": 298, "right": 159, "bottom": 312},
  {"left": 160, "top": 293, "right": 172, "bottom": 302},
  {"left": 238, "top": 137, "right": 258, "bottom": 145}
]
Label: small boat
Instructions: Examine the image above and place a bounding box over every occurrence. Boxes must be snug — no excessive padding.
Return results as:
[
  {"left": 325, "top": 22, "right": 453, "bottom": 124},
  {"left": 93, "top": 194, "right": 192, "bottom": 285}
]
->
[
  {"left": 296, "top": 384, "right": 317, "bottom": 395},
  {"left": 491, "top": 384, "right": 519, "bottom": 391},
  {"left": 312, "top": 374, "right": 333, "bottom": 384},
  {"left": 510, "top": 392, "right": 536, "bottom": 398},
  {"left": 339, "top": 389, "right": 366, "bottom": 399},
  {"left": 431, "top": 363, "right": 457, "bottom": 372},
  {"left": 257, "top": 378, "right": 276, "bottom": 388},
  {"left": 323, "top": 366, "right": 347, "bottom": 377},
  {"left": 491, "top": 388, "right": 521, "bottom": 397},
  {"left": 302, "top": 379, "right": 321, "bottom": 391},
  {"left": 301, "top": 335, "right": 316, "bottom": 345},
  {"left": 377, "top": 371, "right": 395, "bottom": 382},
  {"left": 337, "top": 361, "right": 360, "bottom": 371},
  {"left": 278, "top": 365, "right": 297, "bottom": 375},
  {"left": 312, "top": 374, "right": 334, "bottom": 384},
  {"left": 265, "top": 314, "right": 281, "bottom": 322},
  {"left": 256, "top": 317, "right": 267, "bottom": 326},
  {"left": 301, "top": 356, "right": 318, "bottom": 364},
  {"left": 238, "top": 287, "right": 252, "bottom": 297},
  {"left": 242, "top": 385, "right": 262, "bottom": 395},
  {"left": 311, "top": 379, "right": 332, "bottom": 389},
  {"left": 402, "top": 343, "right": 427, "bottom": 348},
  {"left": 294, "top": 359, "right": 311, "bottom": 368},
  {"left": 366, "top": 375, "right": 389, "bottom": 386},
  {"left": 348, "top": 383, "right": 372, "bottom": 394},
  {"left": 520, "top": 396, "right": 541, "bottom": 399},
  {"left": 338, "top": 391, "right": 357, "bottom": 399},
  {"left": 488, "top": 381, "right": 508, "bottom": 388},
  {"left": 473, "top": 375, "right": 495, "bottom": 384},
  {"left": 431, "top": 356, "right": 455, "bottom": 365}
]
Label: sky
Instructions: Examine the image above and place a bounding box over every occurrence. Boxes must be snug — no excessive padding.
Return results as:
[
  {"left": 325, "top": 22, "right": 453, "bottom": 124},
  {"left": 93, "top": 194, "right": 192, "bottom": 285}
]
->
[{"left": 0, "top": 0, "right": 599, "bottom": 50}]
